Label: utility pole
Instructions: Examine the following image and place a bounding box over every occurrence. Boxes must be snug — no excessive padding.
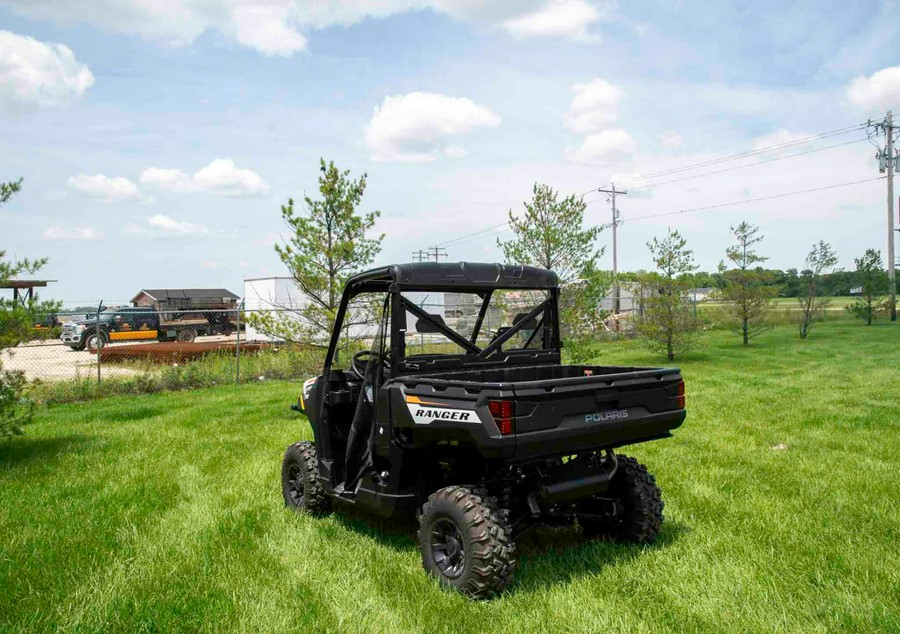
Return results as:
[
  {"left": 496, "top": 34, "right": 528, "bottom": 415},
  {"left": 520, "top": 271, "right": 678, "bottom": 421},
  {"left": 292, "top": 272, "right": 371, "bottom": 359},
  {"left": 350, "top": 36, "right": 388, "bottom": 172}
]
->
[
  {"left": 875, "top": 111, "right": 898, "bottom": 321},
  {"left": 428, "top": 246, "right": 448, "bottom": 262},
  {"left": 887, "top": 111, "right": 896, "bottom": 322},
  {"left": 411, "top": 249, "right": 429, "bottom": 262},
  {"left": 597, "top": 184, "right": 627, "bottom": 314}
]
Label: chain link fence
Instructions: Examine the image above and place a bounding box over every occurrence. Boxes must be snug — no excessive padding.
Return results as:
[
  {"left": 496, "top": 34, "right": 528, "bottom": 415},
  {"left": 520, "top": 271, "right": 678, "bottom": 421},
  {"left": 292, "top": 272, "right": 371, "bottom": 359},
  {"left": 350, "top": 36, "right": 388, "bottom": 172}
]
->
[{"left": 1, "top": 305, "right": 328, "bottom": 403}]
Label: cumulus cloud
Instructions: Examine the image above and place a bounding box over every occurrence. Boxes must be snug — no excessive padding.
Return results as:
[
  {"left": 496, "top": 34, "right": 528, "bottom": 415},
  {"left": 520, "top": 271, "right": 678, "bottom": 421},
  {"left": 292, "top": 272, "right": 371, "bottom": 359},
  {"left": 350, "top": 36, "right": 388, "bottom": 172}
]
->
[
  {"left": 0, "top": 1, "right": 609, "bottom": 57},
  {"left": 365, "top": 92, "right": 501, "bottom": 162},
  {"left": 140, "top": 159, "right": 269, "bottom": 197},
  {"left": 660, "top": 132, "right": 683, "bottom": 149},
  {"left": 504, "top": 0, "right": 603, "bottom": 39},
  {"left": 566, "top": 128, "right": 637, "bottom": 165},
  {"left": 231, "top": 3, "right": 308, "bottom": 57},
  {"left": 66, "top": 174, "right": 150, "bottom": 203},
  {"left": 139, "top": 167, "right": 194, "bottom": 193},
  {"left": 42, "top": 225, "right": 105, "bottom": 241},
  {"left": 564, "top": 78, "right": 622, "bottom": 133},
  {"left": 847, "top": 66, "right": 900, "bottom": 112},
  {"left": 607, "top": 171, "right": 652, "bottom": 198},
  {"left": 0, "top": 30, "right": 94, "bottom": 111},
  {"left": 124, "top": 214, "right": 209, "bottom": 238}
]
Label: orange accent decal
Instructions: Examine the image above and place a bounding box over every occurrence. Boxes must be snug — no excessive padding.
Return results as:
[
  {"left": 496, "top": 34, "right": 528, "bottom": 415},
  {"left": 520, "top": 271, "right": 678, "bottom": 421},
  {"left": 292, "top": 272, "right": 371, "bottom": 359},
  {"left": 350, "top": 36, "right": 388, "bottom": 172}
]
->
[{"left": 405, "top": 395, "right": 443, "bottom": 406}]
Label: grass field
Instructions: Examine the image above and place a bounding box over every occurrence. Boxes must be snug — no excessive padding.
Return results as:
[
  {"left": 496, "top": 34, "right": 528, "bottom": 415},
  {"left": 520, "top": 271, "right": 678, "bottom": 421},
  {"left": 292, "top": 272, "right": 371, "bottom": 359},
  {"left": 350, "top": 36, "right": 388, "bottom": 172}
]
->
[{"left": 2, "top": 320, "right": 899, "bottom": 633}]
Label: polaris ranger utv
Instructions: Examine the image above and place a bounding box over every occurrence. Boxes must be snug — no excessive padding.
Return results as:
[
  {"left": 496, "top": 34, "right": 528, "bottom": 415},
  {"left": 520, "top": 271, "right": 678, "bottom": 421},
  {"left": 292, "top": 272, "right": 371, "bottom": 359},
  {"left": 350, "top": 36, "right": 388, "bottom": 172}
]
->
[{"left": 282, "top": 262, "right": 685, "bottom": 598}]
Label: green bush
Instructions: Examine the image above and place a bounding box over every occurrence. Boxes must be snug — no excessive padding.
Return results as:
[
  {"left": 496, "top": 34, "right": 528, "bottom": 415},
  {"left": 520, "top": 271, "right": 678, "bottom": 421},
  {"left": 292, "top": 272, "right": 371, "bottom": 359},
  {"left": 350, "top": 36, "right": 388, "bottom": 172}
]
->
[{"left": 1, "top": 367, "right": 34, "bottom": 437}]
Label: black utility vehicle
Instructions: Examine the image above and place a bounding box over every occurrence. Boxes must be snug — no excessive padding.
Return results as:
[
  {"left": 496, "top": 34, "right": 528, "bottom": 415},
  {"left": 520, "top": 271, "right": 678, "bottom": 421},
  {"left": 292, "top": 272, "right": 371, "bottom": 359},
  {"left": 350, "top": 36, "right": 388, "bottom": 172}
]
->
[{"left": 282, "top": 262, "right": 685, "bottom": 598}]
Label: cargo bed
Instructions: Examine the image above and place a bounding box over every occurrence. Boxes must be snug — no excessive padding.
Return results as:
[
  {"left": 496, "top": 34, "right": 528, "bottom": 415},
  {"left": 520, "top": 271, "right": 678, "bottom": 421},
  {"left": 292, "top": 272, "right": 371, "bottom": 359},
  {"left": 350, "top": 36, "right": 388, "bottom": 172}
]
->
[{"left": 400, "top": 364, "right": 686, "bottom": 460}]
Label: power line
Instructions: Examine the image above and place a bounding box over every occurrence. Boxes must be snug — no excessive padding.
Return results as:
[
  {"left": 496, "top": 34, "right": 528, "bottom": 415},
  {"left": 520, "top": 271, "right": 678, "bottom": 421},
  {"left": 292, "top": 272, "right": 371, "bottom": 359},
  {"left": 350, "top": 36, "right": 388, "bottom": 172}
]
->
[
  {"left": 623, "top": 136, "right": 869, "bottom": 193},
  {"left": 435, "top": 221, "right": 509, "bottom": 247},
  {"left": 577, "top": 122, "right": 866, "bottom": 199},
  {"left": 439, "top": 120, "right": 875, "bottom": 251},
  {"left": 623, "top": 176, "right": 886, "bottom": 223},
  {"left": 444, "top": 138, "right": 871, "bottom": 247}
]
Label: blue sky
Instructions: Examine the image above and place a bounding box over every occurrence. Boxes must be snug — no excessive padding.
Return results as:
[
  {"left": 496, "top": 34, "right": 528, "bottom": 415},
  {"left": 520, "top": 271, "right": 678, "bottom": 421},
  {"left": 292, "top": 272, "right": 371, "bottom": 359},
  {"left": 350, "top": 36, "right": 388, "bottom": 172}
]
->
[{"left": 1, "top": 0, "right": 899, "bottom": 304}]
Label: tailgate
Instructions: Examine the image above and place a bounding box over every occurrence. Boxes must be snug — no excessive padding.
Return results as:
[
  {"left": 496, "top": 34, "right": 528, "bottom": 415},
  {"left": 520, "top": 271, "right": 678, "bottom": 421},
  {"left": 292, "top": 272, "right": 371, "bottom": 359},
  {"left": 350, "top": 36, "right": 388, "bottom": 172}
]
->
[{"left": 511, "top": 367, "right": 685, "bottom": 459}]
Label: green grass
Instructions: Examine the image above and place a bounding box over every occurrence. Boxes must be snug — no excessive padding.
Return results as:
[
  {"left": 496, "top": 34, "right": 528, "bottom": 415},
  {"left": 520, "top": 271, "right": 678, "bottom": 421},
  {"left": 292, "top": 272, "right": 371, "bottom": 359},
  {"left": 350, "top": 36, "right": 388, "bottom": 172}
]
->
[{"left": 2, "top": 320, "right": 899, "bottom": 633}]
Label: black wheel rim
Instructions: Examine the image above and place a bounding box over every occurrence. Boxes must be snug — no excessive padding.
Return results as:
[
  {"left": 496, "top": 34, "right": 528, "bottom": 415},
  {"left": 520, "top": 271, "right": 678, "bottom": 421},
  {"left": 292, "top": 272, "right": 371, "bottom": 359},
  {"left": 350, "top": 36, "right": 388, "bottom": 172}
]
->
[
  {"left": 287, "top": 464, "right": 304, "bottom": 507},
  {"left": 431, "top": 517, "right": 466, "bottom": 579}
]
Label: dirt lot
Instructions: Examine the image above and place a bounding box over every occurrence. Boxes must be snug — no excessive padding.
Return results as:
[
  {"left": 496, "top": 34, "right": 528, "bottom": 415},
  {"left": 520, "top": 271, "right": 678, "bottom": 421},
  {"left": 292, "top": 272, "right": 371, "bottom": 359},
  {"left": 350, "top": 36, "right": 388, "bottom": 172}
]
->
[{"left": 1, "top": 336, "right": 238, "bottom": 381}]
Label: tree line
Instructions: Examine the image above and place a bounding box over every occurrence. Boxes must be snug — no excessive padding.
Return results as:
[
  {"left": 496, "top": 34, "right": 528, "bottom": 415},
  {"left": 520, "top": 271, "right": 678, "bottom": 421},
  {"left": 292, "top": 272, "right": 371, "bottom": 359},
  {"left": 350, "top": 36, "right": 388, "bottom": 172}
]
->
[{"left": 252, "top": 160, "right": 895, "bottom": 362}]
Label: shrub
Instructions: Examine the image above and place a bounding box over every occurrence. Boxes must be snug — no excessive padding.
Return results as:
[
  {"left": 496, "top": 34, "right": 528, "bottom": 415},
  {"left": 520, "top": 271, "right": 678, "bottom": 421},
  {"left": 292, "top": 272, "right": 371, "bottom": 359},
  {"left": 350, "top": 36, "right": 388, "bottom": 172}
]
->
[{"left": 1, "top": 367, "right": 34, "bottom": 437}]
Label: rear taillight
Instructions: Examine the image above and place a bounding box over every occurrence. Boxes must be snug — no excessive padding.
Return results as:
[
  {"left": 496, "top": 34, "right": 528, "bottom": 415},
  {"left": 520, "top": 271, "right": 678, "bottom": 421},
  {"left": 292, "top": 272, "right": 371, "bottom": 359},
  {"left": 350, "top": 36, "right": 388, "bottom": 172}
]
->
[
  {"left": 488, "top": 400, "right": 515, "bottom": 435},
  {"left": 676, "top": 380, "right": 685, "bottom": 409}
]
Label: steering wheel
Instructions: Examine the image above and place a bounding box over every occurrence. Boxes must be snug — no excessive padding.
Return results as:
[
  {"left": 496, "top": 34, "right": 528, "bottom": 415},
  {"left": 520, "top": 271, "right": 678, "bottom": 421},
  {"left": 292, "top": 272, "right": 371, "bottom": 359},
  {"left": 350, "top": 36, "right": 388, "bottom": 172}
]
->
[{"left": 349, "top": 350, "right": 390, "bottom": 380}]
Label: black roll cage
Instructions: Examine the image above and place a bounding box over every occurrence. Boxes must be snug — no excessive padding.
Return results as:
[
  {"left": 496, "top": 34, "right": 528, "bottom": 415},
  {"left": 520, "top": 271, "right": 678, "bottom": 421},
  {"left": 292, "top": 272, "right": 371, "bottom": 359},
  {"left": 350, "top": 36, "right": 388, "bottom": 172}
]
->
[{"left": 322, "top": 264, "right": 561, "bottom": 381}]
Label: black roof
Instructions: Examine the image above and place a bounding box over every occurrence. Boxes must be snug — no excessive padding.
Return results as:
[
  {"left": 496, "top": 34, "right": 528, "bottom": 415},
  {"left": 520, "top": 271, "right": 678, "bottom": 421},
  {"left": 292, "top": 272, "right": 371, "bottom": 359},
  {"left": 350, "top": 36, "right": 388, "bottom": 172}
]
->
[
  {"left": 347, "top": 262, "right": 558, "bottom": 292},
  {"left": 133, "top": 288, "right": 239, "bottom": 302}
]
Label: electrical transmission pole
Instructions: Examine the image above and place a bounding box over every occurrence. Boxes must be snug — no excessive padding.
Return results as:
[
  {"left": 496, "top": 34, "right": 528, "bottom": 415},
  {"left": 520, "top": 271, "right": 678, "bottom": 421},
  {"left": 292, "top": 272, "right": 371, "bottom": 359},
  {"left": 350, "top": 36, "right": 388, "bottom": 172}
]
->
[
  {"left": 411, "top": 250, "right": 429, "bottom": 262},
  {"left": 887, "top": 111, "right": 897, "bottom": 322},
  {"left": 428, "top": 246, "right": 448, "bottom": 262},
  {"left": 597, "top": 184, "right": 627, "bottom": 314},
  {"left": 875, "top": 111, "right": 898, "bottom": 321}
]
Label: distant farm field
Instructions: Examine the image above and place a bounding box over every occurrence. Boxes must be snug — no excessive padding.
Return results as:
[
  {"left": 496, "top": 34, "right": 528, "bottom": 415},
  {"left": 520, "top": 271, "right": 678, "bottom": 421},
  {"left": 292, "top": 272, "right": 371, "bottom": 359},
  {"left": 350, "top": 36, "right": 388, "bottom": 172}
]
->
[{"left": 2, "top": 320, "right": 899, "bottom": 633}]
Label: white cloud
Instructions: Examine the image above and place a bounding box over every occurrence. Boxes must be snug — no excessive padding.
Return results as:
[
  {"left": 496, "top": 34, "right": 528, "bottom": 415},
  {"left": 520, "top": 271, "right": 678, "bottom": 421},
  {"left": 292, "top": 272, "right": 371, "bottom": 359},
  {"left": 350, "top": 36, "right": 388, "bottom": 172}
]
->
[
  {"left": 66, "top": 174, "right": 150, "bottom": 203},
  {"left": 608, "top": 172, "right": 652, "bottom": 198},
  {"left": 365, "top": 92, "right": 501, "bottom": 162},
  {"left": 140, "top": 159, "right": 269, "bottom": 197},
  {"left": 42, "top": 225, "right": 105, "bottom": 241},
  {"left": 0, "top": 1, "right": 610, "bottom": 57},
  {"left": 231, "top": 4, "right": 307, "bottom": 57},
  {"left": 504, "top": 0, "right": 603, "bottom": 39},
  {"left": 847, "top": 66, "right": 900, "bottom": 111},
  {"left": 564, "top": 78, "right": 622, "bottom": 133},
  {"left": 566, "top": 128, "right": 637, "bottom": 165},
  {"left": 193, "top": 159, "right": 269, "bottom": 196},
  {"left": 444, "top": 146, "right": 468, "bottom": 158},
  {"left": 139, "top": 167, "right": 194, "bottom": 193},
  {"left": 124, "top": 214, "right": 209, "bottom": 238},
  {"left": 660, "top": 132, "right": 683, "bottom": 149},
  {"left": 0, "top": 30, "right": 94, "bottom": 111}
]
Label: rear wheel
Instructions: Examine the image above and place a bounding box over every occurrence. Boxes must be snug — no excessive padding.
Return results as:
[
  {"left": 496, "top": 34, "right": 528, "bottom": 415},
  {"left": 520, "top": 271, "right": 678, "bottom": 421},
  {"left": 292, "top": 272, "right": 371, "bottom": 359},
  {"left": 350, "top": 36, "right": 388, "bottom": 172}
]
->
[
  {"left": 178, "top": 329, "right": 197, "bottom": 343},
  {"left": 580, "top": 455, "right": 663, "bottom": 543},
  {"left": 281, "top": 441, "right": 330, "bottom": 514},
  {"left": 417, "top": 486, "right": 516, "bottom": 599}
]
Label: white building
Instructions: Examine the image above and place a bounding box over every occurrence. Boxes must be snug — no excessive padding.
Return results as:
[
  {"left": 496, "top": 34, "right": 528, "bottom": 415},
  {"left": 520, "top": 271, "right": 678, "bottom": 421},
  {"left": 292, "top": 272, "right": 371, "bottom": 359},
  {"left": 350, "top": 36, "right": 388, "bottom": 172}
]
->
[{"left": 243, "top": 277, "right": 307, "bottom": 342}]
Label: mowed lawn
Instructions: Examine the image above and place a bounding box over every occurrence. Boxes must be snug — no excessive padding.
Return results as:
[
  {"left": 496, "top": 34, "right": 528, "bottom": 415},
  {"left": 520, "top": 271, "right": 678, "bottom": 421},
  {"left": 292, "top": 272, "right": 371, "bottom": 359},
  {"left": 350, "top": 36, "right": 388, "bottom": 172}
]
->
[{"left": 2, "top": 320, "right": 899, "bottom": 633}]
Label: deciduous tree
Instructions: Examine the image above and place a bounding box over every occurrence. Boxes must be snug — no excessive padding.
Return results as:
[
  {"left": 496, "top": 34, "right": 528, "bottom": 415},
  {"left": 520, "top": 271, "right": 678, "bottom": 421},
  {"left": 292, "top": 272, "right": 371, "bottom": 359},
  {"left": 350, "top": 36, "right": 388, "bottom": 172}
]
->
[
  {"left": 797, "top": 241, "right": 838, "bottom": 339},
  {"left": 846, "top": 249, "right": 887, "bottom": 326}
]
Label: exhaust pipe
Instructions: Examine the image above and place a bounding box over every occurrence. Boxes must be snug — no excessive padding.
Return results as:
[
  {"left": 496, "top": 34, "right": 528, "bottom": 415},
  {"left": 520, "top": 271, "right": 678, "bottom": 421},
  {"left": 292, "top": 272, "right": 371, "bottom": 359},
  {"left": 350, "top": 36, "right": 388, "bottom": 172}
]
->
[{"left": 531, "top": 450, "right": 618, "bottom": 509}]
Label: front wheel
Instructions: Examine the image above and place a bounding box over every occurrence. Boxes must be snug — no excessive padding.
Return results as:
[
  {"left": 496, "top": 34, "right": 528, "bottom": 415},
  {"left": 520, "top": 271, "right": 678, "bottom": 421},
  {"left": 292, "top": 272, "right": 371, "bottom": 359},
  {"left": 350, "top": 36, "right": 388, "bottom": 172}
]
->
[
  {"left": 85, "top": 331, "right": 108, "bottom": 352},
  {"left": 580, "top": 455, "right": 664, "bottom": 543},
  {"left": 281, "top": 441, "right": 330, "bottom": 514},
  {"left": 417, "top": 486, "right": 516, "bottom": 599}
]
